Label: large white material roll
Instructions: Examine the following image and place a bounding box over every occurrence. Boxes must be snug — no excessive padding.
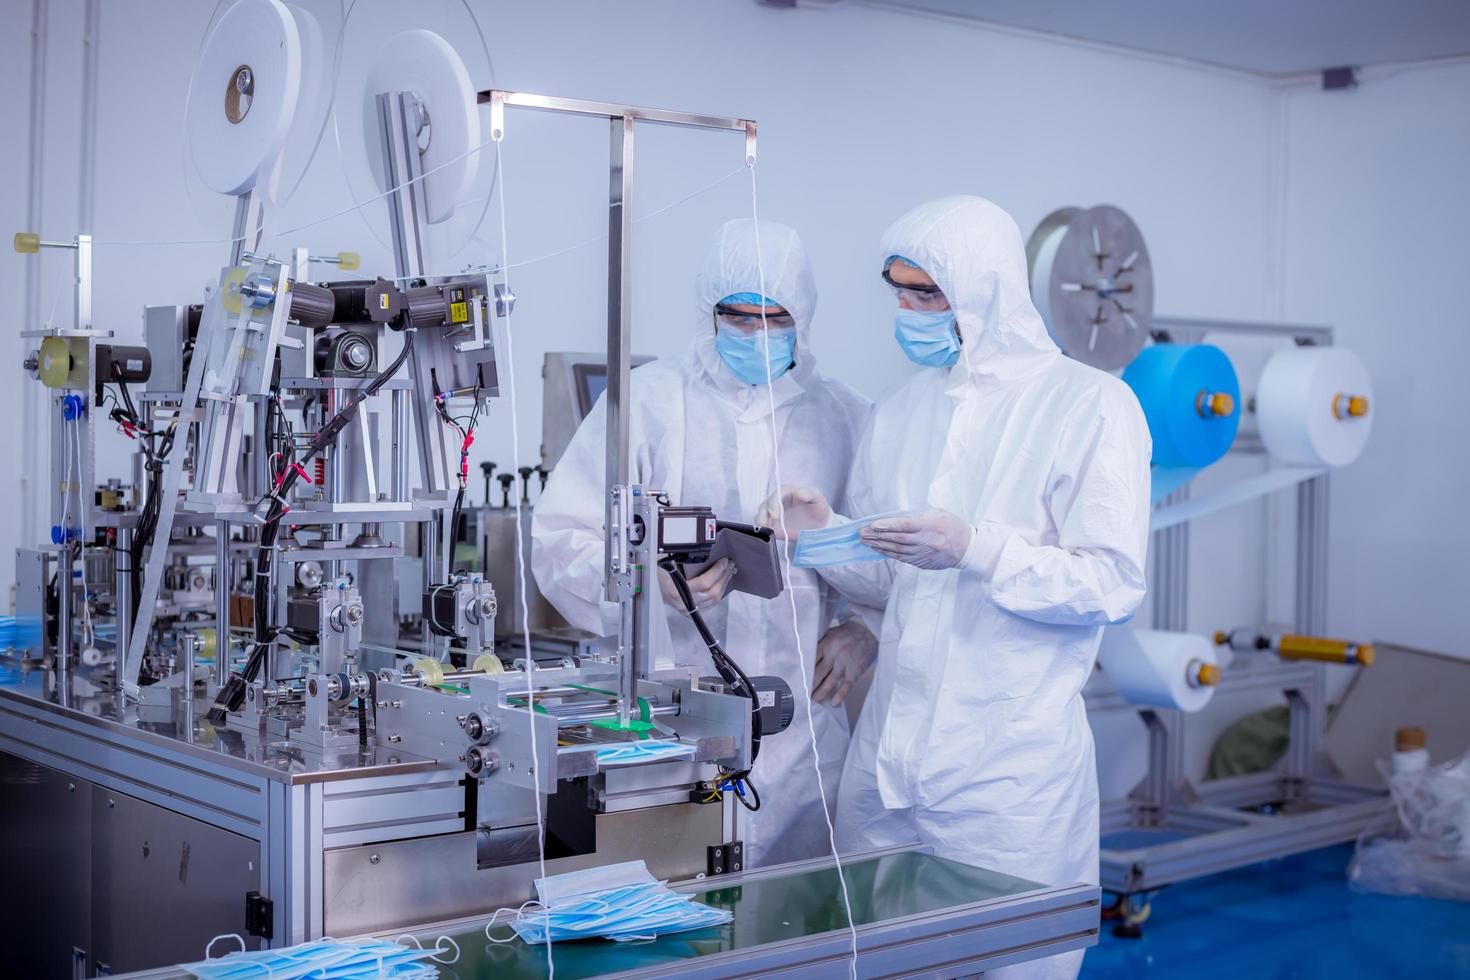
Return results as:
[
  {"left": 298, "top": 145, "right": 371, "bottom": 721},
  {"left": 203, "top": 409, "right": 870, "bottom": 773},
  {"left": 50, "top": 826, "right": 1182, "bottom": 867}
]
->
[
  {"left": 1256, "top": 347, "right": 1373, "bottom": 467},
  {"left": 187, "top": 0, "right": 303, "bottom": 196},
  {"left": 1097, "top": 628, "right": 1219, "bottom": 713},
  {"left": 361, "top": 29, "right": 479, "bottom": 224}
]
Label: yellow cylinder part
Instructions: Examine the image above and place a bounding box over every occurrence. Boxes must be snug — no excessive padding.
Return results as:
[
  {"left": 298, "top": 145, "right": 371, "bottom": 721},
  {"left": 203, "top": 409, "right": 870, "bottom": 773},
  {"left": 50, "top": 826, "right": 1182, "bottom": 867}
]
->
[
  {"left": 1194, "top": 662, "right": 1222, "bottom": 687},
  {"left": 1277, "top": 634, "right": 1374, "bottom": 666},
  {"left": 38, "top": 336, "right": 73, "bottom": 389},
  {"left": 472, "top": 653, "right": 504, "bottom": 674},
  {"left": 14, "top": 231, "right": 40, "bottom": 253},
  {"left": 1196, "top": 391, "right": 1235, "bottom": 418},
  {"left": 1334, "top": 393, "right": 1370, "bottom": 419},
  {"left": 196, "top": 627, "right": 218, "bottom": 662},
  {"left": 411, "top": 657, "right": 445, "bottom": 687},
  {"left": 220, "top": 267, "right": 248, "bottom": 314},
  {"left": 336, "top": 251, "right": 361, "bottom": 271}
]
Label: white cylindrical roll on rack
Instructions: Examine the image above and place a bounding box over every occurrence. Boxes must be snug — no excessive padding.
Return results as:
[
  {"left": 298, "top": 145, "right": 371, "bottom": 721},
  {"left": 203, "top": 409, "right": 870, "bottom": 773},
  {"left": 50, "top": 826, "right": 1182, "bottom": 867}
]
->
[
  {"left": 360, "top": 29, "right": 480, "bottom": 224},
  {"left": 1255, "top": 347, "right": 1373, "bottom": 467},
  {"left": 1097, "top": 628, "right": 1220, "bottom": 713},
  {"left": 187, "top": 0, "right": 304, "bottom": 196}
]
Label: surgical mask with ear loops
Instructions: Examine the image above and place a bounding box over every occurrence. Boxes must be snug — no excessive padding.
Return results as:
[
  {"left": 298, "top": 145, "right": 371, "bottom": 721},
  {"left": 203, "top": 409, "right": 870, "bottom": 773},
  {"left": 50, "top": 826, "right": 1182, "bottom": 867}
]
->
[{"left": 894, "top": 308, "right": 961, "bottom": 368}]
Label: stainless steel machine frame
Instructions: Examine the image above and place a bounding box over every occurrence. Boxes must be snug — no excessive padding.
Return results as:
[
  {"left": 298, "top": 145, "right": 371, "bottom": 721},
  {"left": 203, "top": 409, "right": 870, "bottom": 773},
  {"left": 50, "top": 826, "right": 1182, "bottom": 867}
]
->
[
  {"left": 481, "top": 89, "right": 757, "bottom": 729},
  {"left": 1088, "top": 316, "right": 1391, "bottom": 901}
]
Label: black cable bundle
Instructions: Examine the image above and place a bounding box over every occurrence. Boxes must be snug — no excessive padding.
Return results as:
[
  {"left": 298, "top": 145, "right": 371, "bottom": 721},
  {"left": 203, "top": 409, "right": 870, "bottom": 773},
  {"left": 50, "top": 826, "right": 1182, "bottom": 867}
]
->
[
  {"left": 208, "top": 333, "right": 416, "bottom": 723},
  {"left": 658, "top": 557, "right": 763, "bottom": 811},
  {"left": 107, "top": 374, "right": 177, "bottom": 633}
]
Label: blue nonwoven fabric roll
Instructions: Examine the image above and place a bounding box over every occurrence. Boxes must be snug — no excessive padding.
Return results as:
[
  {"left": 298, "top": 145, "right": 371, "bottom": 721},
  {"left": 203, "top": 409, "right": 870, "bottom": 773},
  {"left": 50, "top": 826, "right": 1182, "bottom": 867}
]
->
[{"left": 1123, "top": 343, "right": 1241, "bottom": 469}]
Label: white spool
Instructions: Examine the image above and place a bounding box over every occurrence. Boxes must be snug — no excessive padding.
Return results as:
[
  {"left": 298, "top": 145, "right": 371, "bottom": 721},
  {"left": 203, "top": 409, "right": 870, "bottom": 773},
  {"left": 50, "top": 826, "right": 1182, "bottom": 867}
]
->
[
  {"left": 187, "top": 0, "right": 303, "bottom": 196},
  {"left": 1098, "top": 628, "right": 1219, "bottom": 713},
  {"left": 1030, "top": 222, "right": 1067, "bottom": 337},
  {"left": 1255, "top": 347, "right": 1373, "bottom": 467},
  {"left": 360, "top": 30, "right": 479, "bottom": 224}
]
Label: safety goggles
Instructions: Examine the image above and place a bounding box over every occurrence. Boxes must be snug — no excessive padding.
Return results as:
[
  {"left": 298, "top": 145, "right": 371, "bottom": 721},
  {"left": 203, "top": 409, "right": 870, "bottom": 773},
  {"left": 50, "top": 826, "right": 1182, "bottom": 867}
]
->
[
  {"left": 713, "top": 304, "right": 797, "bottom": 332},
  {"left": 881, "top": 265, "right": 950, "bottom": 312}
]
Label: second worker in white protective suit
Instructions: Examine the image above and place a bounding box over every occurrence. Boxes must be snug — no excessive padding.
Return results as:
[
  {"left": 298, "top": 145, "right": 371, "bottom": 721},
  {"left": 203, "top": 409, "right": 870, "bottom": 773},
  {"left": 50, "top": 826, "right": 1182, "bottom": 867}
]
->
[
  {"left": 532, "top": 218, "right": 875, "bottom": 867},
  {"left": 762, "top": 196, "right": 1150, "bottom": 979}
]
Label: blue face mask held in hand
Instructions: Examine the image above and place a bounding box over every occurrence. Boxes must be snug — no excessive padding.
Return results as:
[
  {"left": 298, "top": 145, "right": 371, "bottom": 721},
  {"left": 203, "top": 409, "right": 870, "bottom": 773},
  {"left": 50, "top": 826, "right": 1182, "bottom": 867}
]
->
[
  {"left": 793, "top": 511, "right": 914, "bottom": 568},
  {"left": 894, "top": 308, "right": 961, "bottom": 367}
]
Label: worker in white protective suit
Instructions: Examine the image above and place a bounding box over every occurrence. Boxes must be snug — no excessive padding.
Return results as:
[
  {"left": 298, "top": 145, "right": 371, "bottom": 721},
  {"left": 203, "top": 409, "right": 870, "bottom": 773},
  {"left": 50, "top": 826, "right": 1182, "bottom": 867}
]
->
[
  {"left": 759, "top": 196, "right": 1150, "bottom": 978},
  {"left": 532, "top": 219, "right": 875, "bottom": 867}
]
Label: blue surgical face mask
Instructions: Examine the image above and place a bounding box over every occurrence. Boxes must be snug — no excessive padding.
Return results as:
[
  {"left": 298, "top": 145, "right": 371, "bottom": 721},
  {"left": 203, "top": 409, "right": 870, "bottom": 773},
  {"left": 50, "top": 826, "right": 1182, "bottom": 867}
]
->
[
  {"left": 894, "top": 308, "right": 961, "bottom": 367},
  {"left": 715, "top": 325, "right": 797, "bottom": 385},
  {"left": 792, "top": 512, "right": 909, "bottom": 568}
]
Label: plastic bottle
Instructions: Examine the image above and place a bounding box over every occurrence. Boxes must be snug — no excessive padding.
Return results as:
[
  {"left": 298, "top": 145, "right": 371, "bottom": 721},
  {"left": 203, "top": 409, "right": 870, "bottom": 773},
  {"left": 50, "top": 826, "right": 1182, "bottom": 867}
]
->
[{"left": 1392, "top": 726, "right": 1429, "bottom": 775}]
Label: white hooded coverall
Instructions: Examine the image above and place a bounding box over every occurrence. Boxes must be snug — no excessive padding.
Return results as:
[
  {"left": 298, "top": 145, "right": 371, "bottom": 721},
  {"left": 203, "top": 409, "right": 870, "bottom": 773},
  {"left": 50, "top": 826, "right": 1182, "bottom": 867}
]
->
[
  {"left": 825, "top": 197, "right": 1151, "bottom": 978},
  {"left": 532, "top": 219, "right": 873, "bottom": 867}
]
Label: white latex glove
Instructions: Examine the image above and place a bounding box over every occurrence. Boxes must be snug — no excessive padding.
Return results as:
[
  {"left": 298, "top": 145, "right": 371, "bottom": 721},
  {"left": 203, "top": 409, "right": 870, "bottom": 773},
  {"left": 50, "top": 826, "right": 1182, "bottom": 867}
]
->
[
  {"left": 658, "top": 558, "right": 735, "bottom": 616},
  {"left": 859, "top": 509, "right": 974, "bottom": 570},
  {"left": 754, "top": 485, "right": 833, "bottom": 540},
  {"left": 812, "top": 619, "right": 879, "bottom": 707}
]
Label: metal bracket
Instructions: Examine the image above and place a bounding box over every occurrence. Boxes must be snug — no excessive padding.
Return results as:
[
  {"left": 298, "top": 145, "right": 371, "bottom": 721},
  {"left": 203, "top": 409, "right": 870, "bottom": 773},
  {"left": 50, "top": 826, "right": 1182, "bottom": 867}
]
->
[
  {"left": 707, "top": 839, "right": 744, "bottom": 876},
  {"left": 244, "top": 890, "right": 273, "bottom": 939}
]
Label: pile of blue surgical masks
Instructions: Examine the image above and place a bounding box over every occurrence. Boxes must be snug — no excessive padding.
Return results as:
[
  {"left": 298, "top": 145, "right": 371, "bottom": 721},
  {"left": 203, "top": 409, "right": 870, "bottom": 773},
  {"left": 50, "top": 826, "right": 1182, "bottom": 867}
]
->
[
  {"left": 487, "top": 860, "right": 731, "bottom": 944},
  {"left": 793, "top": 511, "right": 912, "bottom": 568},
  {"left": 594, "top": 739, "right": 695, "bottom": 765},
  {"left": 184, "top": 934, "right": 455, "bottom": 978}
]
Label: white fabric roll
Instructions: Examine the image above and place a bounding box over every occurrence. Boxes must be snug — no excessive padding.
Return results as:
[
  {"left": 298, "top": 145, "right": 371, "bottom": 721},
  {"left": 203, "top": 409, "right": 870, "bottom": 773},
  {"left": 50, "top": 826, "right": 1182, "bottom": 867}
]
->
[
  {"left": 1097, "top": 628, "right": 1218, "bottom": 713},
  {"left": 187, "top": 0, "right": 303, "bottom": 196},
  {"left": 1256, "top": 347, "right": 1373, "bottom": 467},
  {"left": 361, "top": 30, "right": 479, "bottom": 224}
]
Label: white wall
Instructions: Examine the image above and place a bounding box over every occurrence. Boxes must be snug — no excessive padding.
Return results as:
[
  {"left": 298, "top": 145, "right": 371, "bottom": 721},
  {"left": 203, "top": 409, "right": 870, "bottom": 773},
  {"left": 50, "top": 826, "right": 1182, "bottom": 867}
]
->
[{"left": 1279, "top": 62, "right": 1470, "bottom": 661}]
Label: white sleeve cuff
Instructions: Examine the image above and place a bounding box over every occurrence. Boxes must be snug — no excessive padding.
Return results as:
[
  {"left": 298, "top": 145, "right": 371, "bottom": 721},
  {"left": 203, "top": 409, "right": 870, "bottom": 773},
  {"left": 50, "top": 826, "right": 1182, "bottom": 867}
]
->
[{"left": 959, "top": 521, "right": 1010, "bottom": 580}]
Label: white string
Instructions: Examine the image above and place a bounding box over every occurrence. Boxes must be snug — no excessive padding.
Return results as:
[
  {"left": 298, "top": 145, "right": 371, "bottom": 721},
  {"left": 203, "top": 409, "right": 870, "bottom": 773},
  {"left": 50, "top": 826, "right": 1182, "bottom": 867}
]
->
[
  {"left": 83, "top": 127, "right": 503, "bottom": 247},
  {"left": 492, "top": 135, "right": 554, "bottom": 980},
  {"left": 747, "top": 164, "right": 860, "bottom": 979},
  {"left": 387, "top": 164, "right": 748, "bottom": 284},
  {"left": 204, "top": 933, "right": 246, "bottom": 959}
]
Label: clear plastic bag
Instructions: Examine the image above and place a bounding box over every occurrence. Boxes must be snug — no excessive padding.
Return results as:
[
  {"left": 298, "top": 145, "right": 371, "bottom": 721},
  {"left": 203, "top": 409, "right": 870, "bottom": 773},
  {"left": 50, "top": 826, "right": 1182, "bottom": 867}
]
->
[{"left": 1348, "top": 750, "right": 1470, "bottom": 902}]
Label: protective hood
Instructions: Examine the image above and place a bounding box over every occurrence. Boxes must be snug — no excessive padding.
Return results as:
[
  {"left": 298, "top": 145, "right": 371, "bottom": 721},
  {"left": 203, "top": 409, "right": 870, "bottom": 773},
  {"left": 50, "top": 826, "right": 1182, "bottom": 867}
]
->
[
  {"left": 880, "top": 196, "right": 1058, "bottom": 383},
  {"left": 690, "top": 218, "right": 818, "bottom": 394}
]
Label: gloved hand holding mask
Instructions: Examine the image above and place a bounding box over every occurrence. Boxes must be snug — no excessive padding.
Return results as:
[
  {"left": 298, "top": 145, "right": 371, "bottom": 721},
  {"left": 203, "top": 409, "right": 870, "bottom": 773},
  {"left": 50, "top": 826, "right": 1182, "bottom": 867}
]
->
[
  {"left": 860, "top": 509, "right": 974, "bottom": 570},
  {"left": 813, "top": 619, "right": 879, "bottom": 707}
]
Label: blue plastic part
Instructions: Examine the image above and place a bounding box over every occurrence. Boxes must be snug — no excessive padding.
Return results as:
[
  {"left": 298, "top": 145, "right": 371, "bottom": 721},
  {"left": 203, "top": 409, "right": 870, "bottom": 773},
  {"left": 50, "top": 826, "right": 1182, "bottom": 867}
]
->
[
  {"left": 61, "top": 394, "right": 86, "bottom": 421},
  {"left": 1123, "top": 344, "right": 1240, "bottom": 469},
  {"left": 50, "top": 525, "right": 64, "bottom": 545}
]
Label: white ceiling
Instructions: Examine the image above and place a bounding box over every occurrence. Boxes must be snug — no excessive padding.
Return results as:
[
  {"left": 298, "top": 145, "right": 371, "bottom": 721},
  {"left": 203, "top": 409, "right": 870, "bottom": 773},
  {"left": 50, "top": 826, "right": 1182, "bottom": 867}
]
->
[{"left": 863, "top": 0, "right": 1470, "bottom": 77}]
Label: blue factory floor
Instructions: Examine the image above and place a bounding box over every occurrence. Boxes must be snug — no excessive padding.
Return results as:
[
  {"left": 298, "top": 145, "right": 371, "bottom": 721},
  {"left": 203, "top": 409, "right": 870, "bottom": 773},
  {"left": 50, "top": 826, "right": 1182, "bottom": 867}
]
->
[{"left": 1080, "top": 843, "right": 1470, "bottom": 978}]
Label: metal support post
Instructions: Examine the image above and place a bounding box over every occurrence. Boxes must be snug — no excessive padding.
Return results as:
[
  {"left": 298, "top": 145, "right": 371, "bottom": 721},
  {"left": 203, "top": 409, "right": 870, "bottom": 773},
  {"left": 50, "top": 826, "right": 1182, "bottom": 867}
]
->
[{"left": 216, "top": 522, "right": 232, "bottom": 687}]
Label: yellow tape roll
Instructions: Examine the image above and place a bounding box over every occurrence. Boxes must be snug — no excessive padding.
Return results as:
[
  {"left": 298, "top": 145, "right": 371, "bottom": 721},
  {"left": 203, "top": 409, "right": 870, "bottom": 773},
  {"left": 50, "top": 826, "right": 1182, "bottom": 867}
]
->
[
  {"left": 220, "top": 267, "right": 248, "bottom": 314},
  {"left": 196, "top": 628, "right": 218, "bottom": 662},
  {"left": 412, "top": 657, "right": 445, "bottom": 687},
  {"left": 38, "top": 336, "right": 72, "bottom": 389},
  {"left": 472, "top": 653, "right": 504, "bottom": 675}
]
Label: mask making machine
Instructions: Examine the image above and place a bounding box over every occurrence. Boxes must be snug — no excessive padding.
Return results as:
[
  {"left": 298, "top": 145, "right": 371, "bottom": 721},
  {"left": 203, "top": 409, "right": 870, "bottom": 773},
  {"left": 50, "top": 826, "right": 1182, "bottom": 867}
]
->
[{"left": 1, "top": 5, "right": 1101, "bottom": 976}]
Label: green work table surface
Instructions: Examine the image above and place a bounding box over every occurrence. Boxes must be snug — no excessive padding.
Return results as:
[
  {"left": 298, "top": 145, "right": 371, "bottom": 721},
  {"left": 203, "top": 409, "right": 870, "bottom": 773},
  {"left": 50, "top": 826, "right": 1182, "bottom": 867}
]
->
[{"left": 393, "top": 847, "right": 1099, "bottom": 978}]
